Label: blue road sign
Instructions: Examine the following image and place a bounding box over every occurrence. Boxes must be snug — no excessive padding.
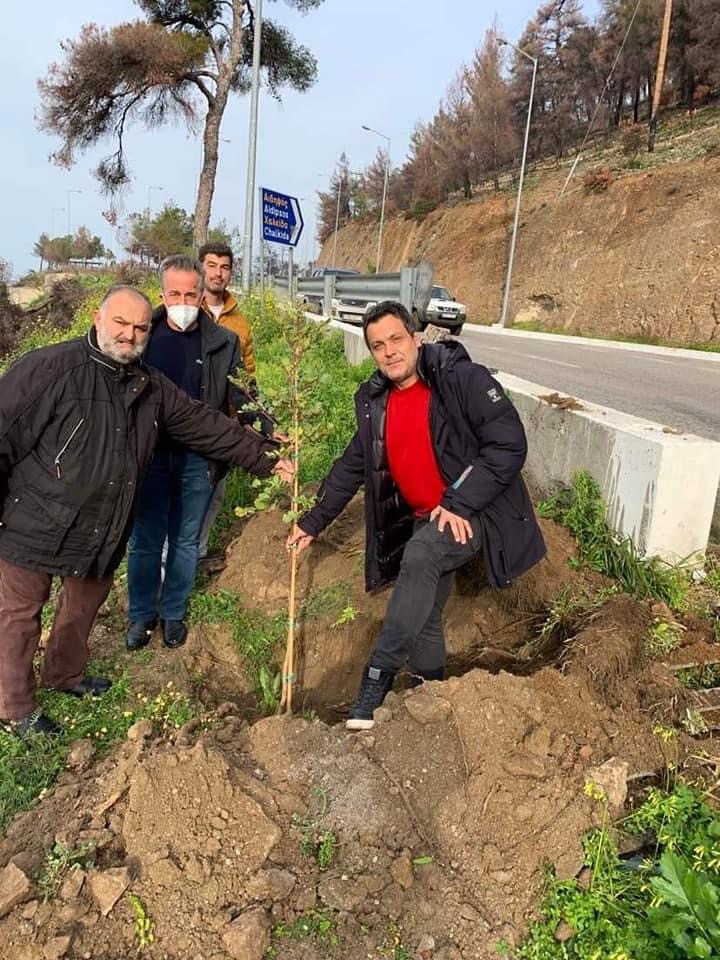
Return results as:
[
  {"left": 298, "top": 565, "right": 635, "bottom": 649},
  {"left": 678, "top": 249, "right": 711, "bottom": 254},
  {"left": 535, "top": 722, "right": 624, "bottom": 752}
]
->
[{"left": 261, "top": 187, "right": 304, "bottom": 247}]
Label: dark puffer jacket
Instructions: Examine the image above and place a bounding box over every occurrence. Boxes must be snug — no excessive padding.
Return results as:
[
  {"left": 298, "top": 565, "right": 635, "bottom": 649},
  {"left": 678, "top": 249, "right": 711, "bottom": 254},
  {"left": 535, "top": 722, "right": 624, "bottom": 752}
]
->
[
  {"left": 299, "top": 340, "right": 546, "bottom": 590},
  {"left": 0, "top": 328, "right": 277, "bottom": 579}
]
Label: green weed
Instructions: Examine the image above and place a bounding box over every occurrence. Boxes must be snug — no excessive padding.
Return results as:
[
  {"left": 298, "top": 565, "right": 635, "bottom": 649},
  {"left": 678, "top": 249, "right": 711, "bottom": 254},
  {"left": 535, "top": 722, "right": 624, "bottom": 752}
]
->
[
  {"left": 127, "top": 893, "right": 155, "bottom": 949},
  {"left": 292, "top": 786, "right": 337, "bottom": 871},
  {"left": 37, "top": 840, "right": 95, "bottom": 901},
  {"left": 539, "top": 472, "right": 690, "bottom": 611},
  {"left": 646, "top": 619, "right": 686, "bottom": 658},
  {"left": 517, "top": 782, "right": 720, "bottom": 959},
  {"left": 272, "top": 909, "right": 338, "bottom": 948}
]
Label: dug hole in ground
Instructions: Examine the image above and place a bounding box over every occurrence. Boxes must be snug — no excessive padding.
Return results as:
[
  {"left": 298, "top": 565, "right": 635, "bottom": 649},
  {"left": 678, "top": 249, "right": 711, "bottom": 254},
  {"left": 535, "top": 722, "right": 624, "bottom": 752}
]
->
[{"left": 0, "top": 495, "right": 717, "bottom": 960}]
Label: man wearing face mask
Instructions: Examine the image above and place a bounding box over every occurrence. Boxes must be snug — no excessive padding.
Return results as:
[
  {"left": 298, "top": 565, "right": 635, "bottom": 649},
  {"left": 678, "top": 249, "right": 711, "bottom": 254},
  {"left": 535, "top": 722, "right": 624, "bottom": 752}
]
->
[{"left": 126, "top": 254, "right": 264, "bottom": 651}]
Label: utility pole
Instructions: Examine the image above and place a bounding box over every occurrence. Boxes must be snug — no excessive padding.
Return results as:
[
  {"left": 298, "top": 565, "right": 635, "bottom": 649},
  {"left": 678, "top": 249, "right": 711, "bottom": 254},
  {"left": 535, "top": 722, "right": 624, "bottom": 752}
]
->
[
  {"left": 648, "top": 0, "right": 673, "bottom": 153},
  {"left": 242, "top": 0, "right": 263, "bottom": 290}
]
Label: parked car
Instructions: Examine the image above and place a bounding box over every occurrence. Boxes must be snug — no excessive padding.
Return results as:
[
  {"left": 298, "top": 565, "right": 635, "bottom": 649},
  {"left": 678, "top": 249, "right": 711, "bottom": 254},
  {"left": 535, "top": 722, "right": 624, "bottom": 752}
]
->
[
  {"left": 424, "top": 285, "right": 467, "bottom": 332},
  {"left": 334, "top": 282, "right": 466, "bottom": 334},
  {"left": 302, "top": 267, "right": 359, "bottom": 314}
]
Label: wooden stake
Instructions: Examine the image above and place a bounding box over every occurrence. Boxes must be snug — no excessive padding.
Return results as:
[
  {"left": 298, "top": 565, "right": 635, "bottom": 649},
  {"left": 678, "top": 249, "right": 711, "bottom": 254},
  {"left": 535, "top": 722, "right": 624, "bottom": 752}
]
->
[{"left": 279, "top": 351, "right": 301, "bottom": 714}]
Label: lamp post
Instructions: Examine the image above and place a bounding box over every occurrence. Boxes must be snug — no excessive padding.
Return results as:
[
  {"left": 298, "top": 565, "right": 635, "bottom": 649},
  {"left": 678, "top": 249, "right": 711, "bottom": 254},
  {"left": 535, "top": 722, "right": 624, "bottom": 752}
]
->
[
  {"left": 361, "top": 124, "right": 391, "bottom": 272},
  {"left": 242, "top": 0, "right": 263, "bottom": 290},
  {"left": 66, "top": 189, "right": 82, "bottom": 237},
  {"left": 147, "top": 185, "right": 163, "bottom": 217},
  {"left": 497, "top": 38, "right": 537, "bottom": 328},
  {"left": 51, "top": 207, "right": 65, "bottom": 237}
]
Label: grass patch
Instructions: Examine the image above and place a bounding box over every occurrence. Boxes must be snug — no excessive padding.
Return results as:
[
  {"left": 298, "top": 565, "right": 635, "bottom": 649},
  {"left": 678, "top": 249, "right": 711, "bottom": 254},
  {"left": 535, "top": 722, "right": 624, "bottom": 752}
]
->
[
  {"left": 187, "top": 588, "right": 286, "bottom": 694},
  {"left": 0, "top": 658, "right": 194, "bottom": 832},
  {"left": 512, "top": 319, "right": 720, "bottom": 354},
  {"left": 539, "top": 471, "right": 690, "bottom": 612},
  {"left": 517, "top": 782, "right": 720, "bottom": 959}
]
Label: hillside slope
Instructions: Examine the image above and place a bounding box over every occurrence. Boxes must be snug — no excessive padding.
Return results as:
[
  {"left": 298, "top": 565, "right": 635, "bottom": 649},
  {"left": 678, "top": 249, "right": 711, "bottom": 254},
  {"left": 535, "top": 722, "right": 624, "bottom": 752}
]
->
[{"left": 319, "top": 153, "right": 720, "bottom": 345}]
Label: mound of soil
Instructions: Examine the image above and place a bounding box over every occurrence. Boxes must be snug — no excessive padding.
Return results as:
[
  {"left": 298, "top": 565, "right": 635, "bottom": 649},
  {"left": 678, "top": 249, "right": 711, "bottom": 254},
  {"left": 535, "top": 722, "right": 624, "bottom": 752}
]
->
[
  {"left": 0, "top": 491, "right": 702, "bottom": 959},
  {"left": 216, "top": 497, "right": 601, "bottom": 711},
  {"left": 0, "top": 663, "right": 667, "bottom": 960}
]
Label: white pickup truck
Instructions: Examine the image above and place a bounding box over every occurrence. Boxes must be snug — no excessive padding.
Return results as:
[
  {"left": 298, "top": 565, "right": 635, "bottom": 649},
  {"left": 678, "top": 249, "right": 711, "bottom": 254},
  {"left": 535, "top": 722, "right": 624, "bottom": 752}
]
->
[{"left": 335, "top": 283, "right": 466, "bottom": 333}]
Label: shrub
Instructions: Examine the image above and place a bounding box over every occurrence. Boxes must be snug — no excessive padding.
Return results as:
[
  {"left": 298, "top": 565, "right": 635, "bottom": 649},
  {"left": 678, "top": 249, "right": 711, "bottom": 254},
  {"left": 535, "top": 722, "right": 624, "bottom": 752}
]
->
[{"left": 582, "top": 167, "right": 613, "bottom": 192}]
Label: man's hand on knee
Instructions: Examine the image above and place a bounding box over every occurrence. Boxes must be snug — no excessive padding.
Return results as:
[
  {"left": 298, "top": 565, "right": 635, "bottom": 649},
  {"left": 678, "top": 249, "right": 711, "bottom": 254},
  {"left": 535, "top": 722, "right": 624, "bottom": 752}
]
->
[{"left": 430, "top": 506, "right": 473, "bottom": 545}]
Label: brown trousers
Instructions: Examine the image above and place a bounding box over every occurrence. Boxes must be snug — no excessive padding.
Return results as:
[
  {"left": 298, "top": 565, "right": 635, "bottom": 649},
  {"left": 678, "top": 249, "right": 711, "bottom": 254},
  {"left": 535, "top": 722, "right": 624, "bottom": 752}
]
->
[{"left": 0, "top": 558, "right": 113, "bottom": 720}]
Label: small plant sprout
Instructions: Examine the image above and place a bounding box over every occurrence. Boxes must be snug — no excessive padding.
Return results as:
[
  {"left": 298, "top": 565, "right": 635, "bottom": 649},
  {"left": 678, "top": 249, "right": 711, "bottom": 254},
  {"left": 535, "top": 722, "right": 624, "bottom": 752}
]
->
[
  {"left": 646, "top": 618, "right": 686, "bottom": 657},
  {"left": 127, "top": 893, "right": 155, "bottom": 949},
  {"left": 332, "top": 603, "right": 358, "bottom": 628},
  {"left": 38, "top": 841, "right": 95, "bottom": 901}
]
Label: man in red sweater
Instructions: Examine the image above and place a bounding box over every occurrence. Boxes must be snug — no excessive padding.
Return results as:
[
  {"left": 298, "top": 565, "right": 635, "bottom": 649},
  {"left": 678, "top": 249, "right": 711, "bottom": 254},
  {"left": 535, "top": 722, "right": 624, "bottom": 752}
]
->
[{"left": 287, "top": 301, "right": 545, "bottom": 729}]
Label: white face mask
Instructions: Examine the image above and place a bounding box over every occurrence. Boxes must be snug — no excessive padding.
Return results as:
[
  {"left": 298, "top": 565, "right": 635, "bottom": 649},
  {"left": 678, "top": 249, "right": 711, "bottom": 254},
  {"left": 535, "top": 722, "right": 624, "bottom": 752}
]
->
[{"left": 167, "top": 304, "right": 199, "bottom": 331}]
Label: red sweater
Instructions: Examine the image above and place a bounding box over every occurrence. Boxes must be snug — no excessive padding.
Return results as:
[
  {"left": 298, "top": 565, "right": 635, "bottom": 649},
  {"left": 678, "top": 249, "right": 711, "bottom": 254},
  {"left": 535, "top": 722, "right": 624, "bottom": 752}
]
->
[{"left": 386, "top": 380, "right": 446, "bottom": 514}]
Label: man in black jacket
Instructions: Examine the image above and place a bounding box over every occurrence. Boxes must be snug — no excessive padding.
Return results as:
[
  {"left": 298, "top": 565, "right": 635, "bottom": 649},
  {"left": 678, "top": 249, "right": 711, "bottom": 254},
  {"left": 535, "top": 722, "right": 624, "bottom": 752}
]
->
[
  {"left": 0, "top": 284, "right": 291, "bottom": 736},
  {"left": 126, "top": 255, "right": 271, "bottom": 651},
  {"left": 287, "top": 301, "right": 545, "bottom": 730}
]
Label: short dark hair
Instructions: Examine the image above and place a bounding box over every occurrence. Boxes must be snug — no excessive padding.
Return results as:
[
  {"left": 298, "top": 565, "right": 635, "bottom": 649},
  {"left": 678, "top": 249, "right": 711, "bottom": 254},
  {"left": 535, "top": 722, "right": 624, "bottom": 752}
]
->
[
  {"left": 198, "top": 242, "right": 234, "bottom": 267},
  {"left": 362, "top": 300, "right": 416, "bottom": 345}
]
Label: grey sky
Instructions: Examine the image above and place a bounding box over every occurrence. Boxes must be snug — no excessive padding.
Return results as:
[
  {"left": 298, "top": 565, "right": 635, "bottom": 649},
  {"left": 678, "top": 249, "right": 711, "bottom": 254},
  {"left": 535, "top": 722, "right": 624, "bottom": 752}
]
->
[{"left": 1, "top": 0, "right": 599, "bottom": 276}]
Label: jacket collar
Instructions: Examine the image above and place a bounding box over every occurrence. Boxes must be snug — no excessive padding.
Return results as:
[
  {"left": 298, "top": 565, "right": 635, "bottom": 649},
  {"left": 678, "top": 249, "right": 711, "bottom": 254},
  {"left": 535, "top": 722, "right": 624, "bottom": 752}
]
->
[
  {"left": 84, "top": 326, "right": 145, "bottom": 379},
  {"left": 366, "top": 340, "right": 471, "bottom": 399},
  {"left": 202, "top": 290, "right": 238, "bottom": 316}
]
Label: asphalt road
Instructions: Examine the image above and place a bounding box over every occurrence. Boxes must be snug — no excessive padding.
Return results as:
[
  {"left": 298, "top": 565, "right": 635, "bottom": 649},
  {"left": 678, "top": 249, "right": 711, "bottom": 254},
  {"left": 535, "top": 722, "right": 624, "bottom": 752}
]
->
[{"left": 461, "top": 326, "right": 720, "bottom": 442}]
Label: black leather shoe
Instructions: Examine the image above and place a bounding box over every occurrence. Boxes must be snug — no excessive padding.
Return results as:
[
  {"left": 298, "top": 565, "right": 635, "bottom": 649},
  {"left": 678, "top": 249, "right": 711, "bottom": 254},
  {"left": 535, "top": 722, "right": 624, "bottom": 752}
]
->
[
  {"left": 162, "top": 619, "right": 187, "bottom": 649},
  {"left": 59, "top": 676, "right": 112, "bottom": 698},
  {"left": 9, "top": 711, "right": 62, "bottom": 738},
  {"left": 126, "top": 618, "right": 158, "bottom": 651}
]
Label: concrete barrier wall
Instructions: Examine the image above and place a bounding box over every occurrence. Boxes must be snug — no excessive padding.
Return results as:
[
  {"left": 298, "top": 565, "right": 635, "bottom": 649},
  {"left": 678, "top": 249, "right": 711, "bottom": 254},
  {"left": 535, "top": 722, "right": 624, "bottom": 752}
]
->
[{"left": 332, "top": 322, "right": 720, "bottom": 562}]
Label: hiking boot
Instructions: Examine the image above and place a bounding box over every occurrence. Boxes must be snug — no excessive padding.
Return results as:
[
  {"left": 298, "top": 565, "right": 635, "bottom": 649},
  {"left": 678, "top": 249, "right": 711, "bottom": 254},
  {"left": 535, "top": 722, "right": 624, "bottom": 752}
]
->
[
  {"left": 59, "top": 676, "right": 112, "bottom": 698},
  {"left": 346, "top": 665, "right": 396, "bottom": 730},
  {"left": 8, "top": 710, "right": 62, "bottom": 738},
  {"left": 408, "top": 667, "right": 445, "bottom": 688},
  {"left": 126, "top": 618, "right": 158, "bottom": 651},
  {"left": 162, "top": 619, "right": 187, "bottom": 649}
]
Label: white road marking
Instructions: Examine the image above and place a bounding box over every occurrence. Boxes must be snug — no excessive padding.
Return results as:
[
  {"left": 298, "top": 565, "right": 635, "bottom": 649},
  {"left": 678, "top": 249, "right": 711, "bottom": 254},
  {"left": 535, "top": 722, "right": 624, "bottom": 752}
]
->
[{"left": 523, "top": 353, "right": 580, "bottom": 368}]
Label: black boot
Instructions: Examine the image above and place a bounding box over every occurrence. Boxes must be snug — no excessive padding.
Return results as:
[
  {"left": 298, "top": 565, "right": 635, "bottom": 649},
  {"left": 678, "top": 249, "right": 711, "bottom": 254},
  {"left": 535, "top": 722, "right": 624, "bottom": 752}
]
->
[
  {"left": 162, "top": 619, "right": 187, "bottom": 649},
  {"left": 408, "top": 666, "right": 445, "bottom": 688},
  {"left": 346, "top": 664, "right": 396, "bottom": 730},
  {"left": 126, "top": 618, "right": 158, "bottom": 651},
  {"left": 9, "top": 711, "right": 62, "bottom": 738}
]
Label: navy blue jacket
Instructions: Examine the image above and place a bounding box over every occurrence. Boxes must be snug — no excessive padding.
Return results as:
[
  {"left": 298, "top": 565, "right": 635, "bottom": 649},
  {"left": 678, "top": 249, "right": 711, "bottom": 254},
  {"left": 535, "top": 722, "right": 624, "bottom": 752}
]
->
[{"left": 299, "top": 340, "right": 546, "bottom": 590}]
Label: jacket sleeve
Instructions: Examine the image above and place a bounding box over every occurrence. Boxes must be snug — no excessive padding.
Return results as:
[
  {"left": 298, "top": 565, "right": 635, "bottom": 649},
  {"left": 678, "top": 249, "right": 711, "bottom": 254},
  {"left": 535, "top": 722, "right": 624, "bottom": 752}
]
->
[
  {"left": 440, "top": 365, "right": 528, "bottom": 519},
  {"left": 297, "top": 429, "right": 365, "bottom": 537},
  {"left": 0, "top": 352, "right": 59, "bottom": 499},
  {"left": 159, "top": 374, "right": 278, "bottom": 478}
]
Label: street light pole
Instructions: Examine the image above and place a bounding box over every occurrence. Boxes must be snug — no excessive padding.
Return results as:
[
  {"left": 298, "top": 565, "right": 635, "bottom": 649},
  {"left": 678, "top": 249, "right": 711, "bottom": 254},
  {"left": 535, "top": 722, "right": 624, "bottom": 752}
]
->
[
  {"left": 242, "top": 0, "right": 263, "bottom": 290},
  {"left": 362, "top": 125, "right": 391, "bottom": 272},
  {"left": 497, "top": 38, "right": 537, "bottom": 329},
  {"left": 67, "top": 189, "right": 82, "bottom": 237}
]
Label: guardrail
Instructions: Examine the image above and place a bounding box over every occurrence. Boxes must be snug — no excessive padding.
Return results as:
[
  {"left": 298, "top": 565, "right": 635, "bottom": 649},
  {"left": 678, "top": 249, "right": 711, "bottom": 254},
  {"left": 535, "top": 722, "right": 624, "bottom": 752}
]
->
[{"left": 273, "top": 263, "right": 434, "bottom": 320}]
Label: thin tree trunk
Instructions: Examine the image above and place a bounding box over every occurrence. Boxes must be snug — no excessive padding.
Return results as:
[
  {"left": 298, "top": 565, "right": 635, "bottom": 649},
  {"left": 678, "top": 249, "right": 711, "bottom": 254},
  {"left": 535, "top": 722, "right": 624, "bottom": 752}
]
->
[{"left": 193, "top": 101, "right": 224, "bottom": 248}]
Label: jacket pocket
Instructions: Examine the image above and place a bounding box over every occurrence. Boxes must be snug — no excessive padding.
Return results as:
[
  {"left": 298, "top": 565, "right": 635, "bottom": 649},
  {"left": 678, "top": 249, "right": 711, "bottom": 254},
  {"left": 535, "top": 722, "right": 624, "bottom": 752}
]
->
[
  {"left": 1, "top": 487, "right": 80, "bottom": 557},
  {"left": 54, "top": 418, "right": 85, "bottom": 479}
]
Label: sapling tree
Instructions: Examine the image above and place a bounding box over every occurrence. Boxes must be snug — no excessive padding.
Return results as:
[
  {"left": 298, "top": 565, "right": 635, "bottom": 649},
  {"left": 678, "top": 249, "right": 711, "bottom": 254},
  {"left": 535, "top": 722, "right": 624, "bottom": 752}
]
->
[{"left": 233, "top": 300, "right": 329, "bottom": 713}]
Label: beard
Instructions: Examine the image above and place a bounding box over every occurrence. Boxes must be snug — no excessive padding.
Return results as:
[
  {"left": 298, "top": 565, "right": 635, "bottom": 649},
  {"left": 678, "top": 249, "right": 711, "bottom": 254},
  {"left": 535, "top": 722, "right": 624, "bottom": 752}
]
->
[{"left": 96, "top": 329, "right": 145, "bottom": 365}]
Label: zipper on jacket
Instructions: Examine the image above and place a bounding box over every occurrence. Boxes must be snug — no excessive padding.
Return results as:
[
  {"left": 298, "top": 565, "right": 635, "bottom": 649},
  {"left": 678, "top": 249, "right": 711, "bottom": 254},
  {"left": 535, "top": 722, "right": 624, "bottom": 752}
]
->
[{"left": 54, "top": 418, "right": 85, "bottom": 479}]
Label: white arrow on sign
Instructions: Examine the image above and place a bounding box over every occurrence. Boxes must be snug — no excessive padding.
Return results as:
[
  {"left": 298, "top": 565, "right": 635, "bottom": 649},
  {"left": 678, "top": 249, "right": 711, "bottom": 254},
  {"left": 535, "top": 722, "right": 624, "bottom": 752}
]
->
[{"left": 289, "top": 196, "right": 304, "bottom": 246}]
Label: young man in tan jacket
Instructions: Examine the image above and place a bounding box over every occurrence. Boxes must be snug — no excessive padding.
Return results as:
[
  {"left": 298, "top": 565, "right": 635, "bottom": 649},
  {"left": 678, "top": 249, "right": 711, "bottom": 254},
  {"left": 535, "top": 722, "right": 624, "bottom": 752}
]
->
[{"left": 198, "top": 242, "right": 258, "bottom": 569}]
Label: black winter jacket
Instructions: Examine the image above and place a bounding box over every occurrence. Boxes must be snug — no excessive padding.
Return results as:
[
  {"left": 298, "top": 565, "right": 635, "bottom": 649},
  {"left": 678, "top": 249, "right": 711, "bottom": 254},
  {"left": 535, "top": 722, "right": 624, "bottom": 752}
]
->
[
  {"left": 300, "top": 340, "right": 546, "bottom": 591},
  {"left": 0, "top": 328, "right": 277, "bottom": 579},
  {"left": 149, "top": 306, "right": 273, "bottom": 475}
]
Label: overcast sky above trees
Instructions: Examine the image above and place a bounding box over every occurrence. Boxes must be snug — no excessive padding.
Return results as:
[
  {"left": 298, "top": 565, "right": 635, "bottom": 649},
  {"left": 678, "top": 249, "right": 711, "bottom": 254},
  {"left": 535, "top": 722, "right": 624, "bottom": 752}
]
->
[{"left": 2, "top": 0, "right": 605, "bottom": 277}]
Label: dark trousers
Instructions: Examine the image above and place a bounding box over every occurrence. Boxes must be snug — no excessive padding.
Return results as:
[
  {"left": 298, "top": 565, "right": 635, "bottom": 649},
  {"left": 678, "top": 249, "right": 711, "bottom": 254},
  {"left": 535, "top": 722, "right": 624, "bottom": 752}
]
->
[
  {"left": 370, "top": 516, "right": 483, "bottom": 675},
  {"left": 127, "top": 450, "right": 213, "bottom": 622},
  {"left": 0, "top": 557, "right": 113, "bottom": 720}
]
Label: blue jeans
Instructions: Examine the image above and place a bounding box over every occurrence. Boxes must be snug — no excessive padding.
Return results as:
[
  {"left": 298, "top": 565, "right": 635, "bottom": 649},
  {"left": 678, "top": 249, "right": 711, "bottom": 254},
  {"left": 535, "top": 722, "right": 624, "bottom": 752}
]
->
[{"left": 128, "top": 450, "right": 213, "bottom": 622}]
